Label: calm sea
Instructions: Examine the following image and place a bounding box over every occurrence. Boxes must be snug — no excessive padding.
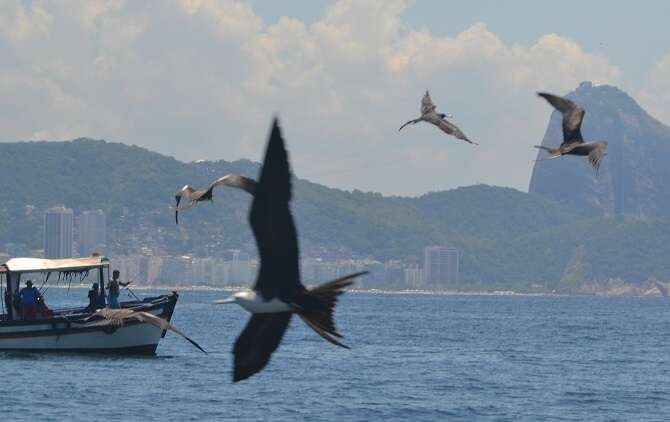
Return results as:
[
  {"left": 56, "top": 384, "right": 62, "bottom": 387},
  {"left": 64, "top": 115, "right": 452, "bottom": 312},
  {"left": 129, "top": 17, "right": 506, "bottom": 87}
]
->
[{"left": 2, "top": 288, "right": 670, "bottom": 421}]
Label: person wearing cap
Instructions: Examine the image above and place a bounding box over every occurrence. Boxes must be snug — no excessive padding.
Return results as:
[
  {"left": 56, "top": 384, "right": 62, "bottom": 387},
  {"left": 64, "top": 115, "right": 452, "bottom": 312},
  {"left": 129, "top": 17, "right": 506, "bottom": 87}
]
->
[
  {"left": 19, "top": 280, "right": 40, "bottom": 320},
  {"left": 106, "top": 270, "right": 130, "bottom": 309}
]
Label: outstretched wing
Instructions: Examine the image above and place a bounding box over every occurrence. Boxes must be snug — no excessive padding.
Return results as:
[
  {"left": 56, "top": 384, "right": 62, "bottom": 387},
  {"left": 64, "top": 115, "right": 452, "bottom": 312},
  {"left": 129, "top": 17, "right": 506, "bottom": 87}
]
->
[
  {"left": 398, "top": 118, "right": 422, "bottom": 131},
  {"left": 207, "top": 174, "right": 257, "bottom": 196},
  {"left": 249, "top": 119, "right": 304, "bottom": 300},
  {"left": 82, "top": 309, "right": 206, "bottom": 353},
  {"left": 233, "top": 313, "right": 292, "bottom": 382},
  {"left": 84, "top": 307, "right": 132, "bottom": 323},
  {"left": 135, "top": 312, "right": 207, "bottom": 354},
  {"left": 426, "top": 115, "right": 477, "bottom": 144},
  {"left": 421, "top": 91, "right": 436, "bottom": 115},
  {"left": 538, "top": 92, "right": 584, "bottom": 146}
]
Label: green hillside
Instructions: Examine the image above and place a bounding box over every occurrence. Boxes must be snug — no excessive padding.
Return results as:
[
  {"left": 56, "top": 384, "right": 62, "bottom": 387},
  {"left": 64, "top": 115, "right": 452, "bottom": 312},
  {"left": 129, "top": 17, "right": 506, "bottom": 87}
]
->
[{"left": 0, "top": 138, "right": 668, "bottom": 289}]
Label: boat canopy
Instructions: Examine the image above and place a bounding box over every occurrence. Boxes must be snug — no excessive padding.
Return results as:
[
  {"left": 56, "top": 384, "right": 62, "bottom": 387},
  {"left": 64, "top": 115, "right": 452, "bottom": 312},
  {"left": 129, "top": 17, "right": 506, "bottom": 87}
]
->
[{"left": 0, "top": 256, "right": 109, "bottom": 274}]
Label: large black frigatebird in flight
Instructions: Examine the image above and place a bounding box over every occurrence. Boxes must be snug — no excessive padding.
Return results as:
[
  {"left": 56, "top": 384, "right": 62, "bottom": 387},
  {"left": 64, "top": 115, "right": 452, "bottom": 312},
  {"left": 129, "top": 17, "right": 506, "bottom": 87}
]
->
[
  {"left": 198, "top": 119, "right": 366, "bottom": 382},
  {"left": 534, "top": 92, "right": 608, "bottom": 174}
]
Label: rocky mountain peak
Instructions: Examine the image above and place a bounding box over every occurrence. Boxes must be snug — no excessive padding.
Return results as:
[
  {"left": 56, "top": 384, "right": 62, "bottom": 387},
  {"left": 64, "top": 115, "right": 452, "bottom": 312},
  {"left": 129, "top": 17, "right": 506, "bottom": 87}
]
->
[{"left": 529, "top": 82, "right": 670, "bottom": 219}]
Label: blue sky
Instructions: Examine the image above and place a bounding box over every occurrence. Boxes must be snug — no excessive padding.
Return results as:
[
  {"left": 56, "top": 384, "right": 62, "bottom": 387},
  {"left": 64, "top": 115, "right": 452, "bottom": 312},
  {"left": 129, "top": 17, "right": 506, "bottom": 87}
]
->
[{"left": 1, "top": 1, "right": 669, "bottom": 195}]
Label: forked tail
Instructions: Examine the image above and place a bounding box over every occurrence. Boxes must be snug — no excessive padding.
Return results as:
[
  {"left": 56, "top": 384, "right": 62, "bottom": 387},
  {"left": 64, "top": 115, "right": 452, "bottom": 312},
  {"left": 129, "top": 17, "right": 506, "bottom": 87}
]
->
[{"left": 297, "top": 271, "right": 368, "bottom": 349}]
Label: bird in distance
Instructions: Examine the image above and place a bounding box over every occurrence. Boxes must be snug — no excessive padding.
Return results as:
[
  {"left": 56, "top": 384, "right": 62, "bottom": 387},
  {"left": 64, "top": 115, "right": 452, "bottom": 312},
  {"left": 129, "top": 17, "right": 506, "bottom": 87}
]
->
[{"left": 399, "top": 91, "right": 477, "bottom": 144}]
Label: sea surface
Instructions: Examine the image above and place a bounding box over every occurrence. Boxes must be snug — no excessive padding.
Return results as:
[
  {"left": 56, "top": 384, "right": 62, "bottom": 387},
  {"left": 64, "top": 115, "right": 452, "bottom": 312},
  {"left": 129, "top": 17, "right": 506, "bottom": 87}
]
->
[{"left": 2, "top": 288, "right": 670, "bottom": 421}]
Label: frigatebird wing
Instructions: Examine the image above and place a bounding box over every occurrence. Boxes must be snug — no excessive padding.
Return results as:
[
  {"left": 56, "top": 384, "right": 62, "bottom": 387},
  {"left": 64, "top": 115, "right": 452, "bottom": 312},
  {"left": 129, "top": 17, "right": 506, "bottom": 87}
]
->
[
  {"left": 204, "top": 174, "right": 257, "bottom": 198},
  {"left": 233, "top": 312, "right": 292, "bottom": 382},
  {"left": 538, "top": 92, "right": 584, "bottom": 147},
  {"left": 134, "top": 312, "right": 207, "bottom": 354},
  {"left": 421, "top": 91, "right": 436, "bottom": 115},
  {"left": 81, "top": 308, "right": 206, "bottom": 353},
  {"left": 249, "top": 119, "right": 304, "bottom": 300},
  {"left": 425, "top": 115, "right": 476, "bottom": 144}
]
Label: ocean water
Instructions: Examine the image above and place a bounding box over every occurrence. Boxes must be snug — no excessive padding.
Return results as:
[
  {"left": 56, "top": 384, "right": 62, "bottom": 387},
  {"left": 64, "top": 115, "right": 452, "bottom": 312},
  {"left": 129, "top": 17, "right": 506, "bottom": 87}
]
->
[{"left": 2, "top": 288, "right": 670, "bottom": 421}]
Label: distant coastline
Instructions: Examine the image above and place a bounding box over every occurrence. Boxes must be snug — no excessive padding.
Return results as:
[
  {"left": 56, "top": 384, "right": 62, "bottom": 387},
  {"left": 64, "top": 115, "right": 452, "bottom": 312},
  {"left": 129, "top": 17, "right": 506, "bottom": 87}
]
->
[{"left": 41, "top": 283, "right": 665, "bottom": 297}]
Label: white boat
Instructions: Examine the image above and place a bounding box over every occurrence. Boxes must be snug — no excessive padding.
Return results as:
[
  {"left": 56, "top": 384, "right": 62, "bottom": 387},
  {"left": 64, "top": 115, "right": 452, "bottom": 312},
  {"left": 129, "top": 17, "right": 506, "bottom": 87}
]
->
[{"left": 0, "top": 256, "right": 179, "bottom": 354}]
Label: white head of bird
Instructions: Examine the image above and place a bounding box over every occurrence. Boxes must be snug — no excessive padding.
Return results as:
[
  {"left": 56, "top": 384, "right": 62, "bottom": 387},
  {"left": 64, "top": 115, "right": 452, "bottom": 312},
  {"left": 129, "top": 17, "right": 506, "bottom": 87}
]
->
[{"left": 213, "top": 290, "right": 293, "bottom": 314}]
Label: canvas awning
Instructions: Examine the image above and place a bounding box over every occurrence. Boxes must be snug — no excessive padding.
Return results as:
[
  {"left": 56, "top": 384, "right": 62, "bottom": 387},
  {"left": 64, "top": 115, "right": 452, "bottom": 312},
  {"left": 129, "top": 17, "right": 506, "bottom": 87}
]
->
[{"left": 1, "top": 256, "right": 109, "bottom": 274}]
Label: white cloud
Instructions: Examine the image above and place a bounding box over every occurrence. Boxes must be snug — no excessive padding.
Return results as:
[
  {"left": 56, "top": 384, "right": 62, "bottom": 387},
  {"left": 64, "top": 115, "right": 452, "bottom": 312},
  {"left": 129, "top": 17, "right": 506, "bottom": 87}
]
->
[
  {"left": 0, "top": 0, "right": 631, "bottom": 195},
  {"left": 0, "top": 1, "right": 52, "bottom": 42}
]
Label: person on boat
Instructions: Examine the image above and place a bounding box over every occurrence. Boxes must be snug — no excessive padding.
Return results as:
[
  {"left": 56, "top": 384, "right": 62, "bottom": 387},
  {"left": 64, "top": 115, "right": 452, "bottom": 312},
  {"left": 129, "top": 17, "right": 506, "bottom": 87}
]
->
[
  {"left": 87, "top": 282, "right": 104, "bottom": 311},
  {"left": 36, "top": 294, "right": 53, "bottom": 318},
  {"left": 19, "top": 280, "right": 40, "bottom": 320},
  {"left": 4, "top": 290, "right": 13, "bottom": 318},
  {"left": 106, "top": 270, "right": 130, "bottom": 309}
]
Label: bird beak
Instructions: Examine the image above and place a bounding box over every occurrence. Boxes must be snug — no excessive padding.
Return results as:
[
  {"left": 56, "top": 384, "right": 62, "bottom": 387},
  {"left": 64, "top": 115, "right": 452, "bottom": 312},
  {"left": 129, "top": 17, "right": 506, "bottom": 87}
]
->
[{"left": 213, "top": 296, "right": 236, "bottom": 305}]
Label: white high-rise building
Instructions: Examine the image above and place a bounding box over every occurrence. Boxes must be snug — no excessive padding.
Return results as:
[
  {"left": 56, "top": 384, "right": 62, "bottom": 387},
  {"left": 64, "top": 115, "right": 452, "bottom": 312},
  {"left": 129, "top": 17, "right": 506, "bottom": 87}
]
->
[
  {"left": 424, "top": 246, "right": 459, "bottom": 287},
  {"left": 79, "top": 210, "right": 106, "bottom": 256},
  {"left": 404, "top": 264, "right": 425, "bottom": 288},
  {"left": 44, "top": 206, "right": 74, "bottom": 258},
  {"left": 231, "top": 250, "right": 251, "bottom": 285}
]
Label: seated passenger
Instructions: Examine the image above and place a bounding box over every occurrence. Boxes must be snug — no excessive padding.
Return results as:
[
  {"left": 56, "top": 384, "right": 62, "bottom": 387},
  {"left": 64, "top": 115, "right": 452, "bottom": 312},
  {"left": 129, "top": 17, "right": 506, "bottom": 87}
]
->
[
  {"left": 36, "top": 294, "right": 53, "bottom": 318},
  {"left": 96, "top": 285, "right": 106, "bottom": 309},
  {"left": 4, "top": 290, "right": 11, "bottom": 317},
  {"left": 19, "top": 280, "right": 39, "bottom": 320},
  {"left": 87, "top": 282, "right": 104, "bottom": 311}
]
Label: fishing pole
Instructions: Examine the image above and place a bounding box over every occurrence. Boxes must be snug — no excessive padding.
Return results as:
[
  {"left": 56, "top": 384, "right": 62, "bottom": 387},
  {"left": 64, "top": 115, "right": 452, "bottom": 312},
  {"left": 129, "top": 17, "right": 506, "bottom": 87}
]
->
[{"left": 122, "top": 281, "right": 141, "bottom": 302}]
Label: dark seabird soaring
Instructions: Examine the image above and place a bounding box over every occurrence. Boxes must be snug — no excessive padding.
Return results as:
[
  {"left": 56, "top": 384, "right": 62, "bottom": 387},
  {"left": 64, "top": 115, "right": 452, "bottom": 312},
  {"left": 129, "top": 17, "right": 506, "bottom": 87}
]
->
[
  {"left": 213, "top": 120, "right": 367, "bottom": 382},
  {"left": 535, "top": 92, "right": 608, "bottom": 173},
  {"left": 399, "top": 91, "right": 477, "bottom": 144},
  {"left": 174, "top": 174, "right": 256, "bottom": 224}
]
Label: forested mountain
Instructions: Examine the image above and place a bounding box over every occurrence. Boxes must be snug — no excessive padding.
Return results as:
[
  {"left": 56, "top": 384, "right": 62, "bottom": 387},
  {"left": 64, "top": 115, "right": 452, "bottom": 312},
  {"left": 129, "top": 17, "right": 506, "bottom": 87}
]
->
[{"left": 2, "top": 82, "right": 669, "bottom": 289}]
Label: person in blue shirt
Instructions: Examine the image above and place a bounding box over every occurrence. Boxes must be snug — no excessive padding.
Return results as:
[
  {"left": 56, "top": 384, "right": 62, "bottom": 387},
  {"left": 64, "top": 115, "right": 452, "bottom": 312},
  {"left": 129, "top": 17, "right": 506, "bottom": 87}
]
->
[
  {"left": 106, "top": 270, "right": 130, "bottom": 309},
  {"left": 19, "top": 280, "right": 40, "bottom": 320}
]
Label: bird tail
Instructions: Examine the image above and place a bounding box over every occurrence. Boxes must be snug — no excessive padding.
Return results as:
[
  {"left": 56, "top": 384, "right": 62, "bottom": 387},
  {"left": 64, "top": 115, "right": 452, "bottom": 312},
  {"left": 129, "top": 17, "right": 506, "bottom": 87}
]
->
[
  {"left": 534, "top": 145, "right": 561, "bottom": 161},
  {"left": 534, "top": 145, "right": 559, "bottom": 155},
  {"left": 297, "top": 271, "right": 368, "bottom": 349}
]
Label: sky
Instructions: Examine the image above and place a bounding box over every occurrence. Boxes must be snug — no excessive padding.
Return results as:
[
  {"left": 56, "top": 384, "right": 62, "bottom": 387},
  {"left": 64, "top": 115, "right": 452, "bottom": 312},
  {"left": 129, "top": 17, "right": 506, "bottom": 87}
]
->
[{"left": 1, "top": 0, "right": 669, "bottom": 196}]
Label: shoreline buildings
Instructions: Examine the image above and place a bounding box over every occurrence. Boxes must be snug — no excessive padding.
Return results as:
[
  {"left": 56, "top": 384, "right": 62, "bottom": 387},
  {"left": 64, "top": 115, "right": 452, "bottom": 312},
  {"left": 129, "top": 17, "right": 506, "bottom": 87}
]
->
[
  {"left": 424, "top": 246, "right": 460, "bottom": 287},
  {"left": 78, "top": 210, "right": 106, "bottom": 257},
  {"left": 44, "top": 206, "right": 74, "bottom": 259}
]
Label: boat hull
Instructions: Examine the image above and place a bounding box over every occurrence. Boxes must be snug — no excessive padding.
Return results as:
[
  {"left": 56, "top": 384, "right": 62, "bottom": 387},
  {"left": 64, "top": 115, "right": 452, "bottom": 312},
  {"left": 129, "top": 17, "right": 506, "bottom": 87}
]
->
[{"left": 0, "top": 292, "right": 178, "bottom": 355}]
